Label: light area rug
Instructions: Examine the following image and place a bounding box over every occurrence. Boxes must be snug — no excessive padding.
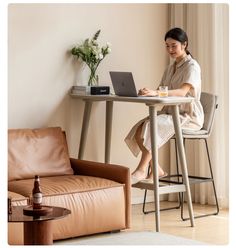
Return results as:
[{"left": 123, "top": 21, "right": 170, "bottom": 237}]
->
[{"left": 54, "top": 231, "right": 208, "bottom": 246}]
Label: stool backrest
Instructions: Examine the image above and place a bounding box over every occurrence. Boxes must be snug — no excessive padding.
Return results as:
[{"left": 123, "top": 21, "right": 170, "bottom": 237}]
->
[{"left": 201, "top": 92, "right": 218, "bottom": 135}]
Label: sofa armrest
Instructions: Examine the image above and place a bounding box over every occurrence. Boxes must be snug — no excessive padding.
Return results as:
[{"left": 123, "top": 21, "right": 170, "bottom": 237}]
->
[
  {"left": 70, "top": 158, "right": 131, "bottom": 228},
  {"left": 70, "top": 158, "right": 130, "bottom": 185}
]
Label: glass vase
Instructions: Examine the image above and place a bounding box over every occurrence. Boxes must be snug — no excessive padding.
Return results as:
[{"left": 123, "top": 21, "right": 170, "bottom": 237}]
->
[{"left": 88, "top": 67, "right": 99, "bottom": 86}]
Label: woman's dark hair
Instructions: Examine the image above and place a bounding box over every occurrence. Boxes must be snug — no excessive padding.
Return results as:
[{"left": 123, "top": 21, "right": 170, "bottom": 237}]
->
[{"left": 164, "top": 27, "right": 191, "bottom": 56}]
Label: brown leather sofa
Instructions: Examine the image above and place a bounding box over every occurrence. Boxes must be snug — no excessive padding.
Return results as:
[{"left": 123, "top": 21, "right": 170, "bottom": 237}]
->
[{"left": 8, "top": 127, "right": 131, "bottom": 245}]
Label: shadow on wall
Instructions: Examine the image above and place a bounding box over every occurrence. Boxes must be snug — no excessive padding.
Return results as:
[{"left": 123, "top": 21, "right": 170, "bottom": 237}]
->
[
  {"left": 67, "top": 48, "right": 90, "bottom": 87},
  {"left": 46, "top": 93, "right": 104, "bottom": 160},
  {"left": 36, "top": 50, "right": 98, "bottom": 160},
  {"left": 46, "top": 94, "right": 82, "bottom": 158},
  {"left": 66, "top": 99, "right": 106, "bottom": 161}
]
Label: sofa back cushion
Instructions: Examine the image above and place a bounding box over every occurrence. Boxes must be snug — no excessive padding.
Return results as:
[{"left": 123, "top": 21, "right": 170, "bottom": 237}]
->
[{"left": 8, "top": 127, "right": 73, "bottom": 181}]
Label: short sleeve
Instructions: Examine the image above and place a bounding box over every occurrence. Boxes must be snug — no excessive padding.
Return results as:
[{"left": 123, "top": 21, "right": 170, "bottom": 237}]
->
[{"left": 182, "top": 63, "right": 201, "bottom": 88}]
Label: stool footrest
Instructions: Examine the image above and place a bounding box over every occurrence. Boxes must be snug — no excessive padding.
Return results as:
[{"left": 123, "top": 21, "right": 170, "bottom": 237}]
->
[
  {"left": 159, "top": 174, "right": 213, "bottom": 185},
  {"left": 132, "top": 182, "right": 186, "bottom": 194}
]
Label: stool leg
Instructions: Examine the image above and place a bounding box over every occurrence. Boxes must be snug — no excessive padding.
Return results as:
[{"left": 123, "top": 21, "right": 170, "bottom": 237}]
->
[
  {"left": 142, "top": 164, "right": 155, "bottom": 214},
  {"left": 174, "top": 138, "right": 183, "bottom": 209},
  {"left": 204, "top": 139, "right": 219, "bottom": 214},
  {"left": 180, "top": 138, "right": 186, "bottom": 221},
  {"left": 181, "top": 138, "right": 219, "bottom": 220},
  {"left": 142, "top": 189, "right": 150, "bottom": 214}
]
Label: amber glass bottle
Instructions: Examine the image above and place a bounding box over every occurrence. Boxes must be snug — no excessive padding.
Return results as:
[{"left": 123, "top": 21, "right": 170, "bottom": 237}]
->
[{"left": 32, "top": 175, "right": 43, "bottom": 209}]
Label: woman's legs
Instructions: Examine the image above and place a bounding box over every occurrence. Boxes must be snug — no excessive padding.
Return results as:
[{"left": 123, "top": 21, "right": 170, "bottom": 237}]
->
[
  {"left": 132, "top": 124, "right": 165, "bottom": 180},
  {"left": 145, "top": 160, "right": 167, "bottom": 180}
]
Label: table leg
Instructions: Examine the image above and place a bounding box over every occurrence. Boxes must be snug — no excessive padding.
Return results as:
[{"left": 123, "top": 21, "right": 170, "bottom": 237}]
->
[
  {"left": 105, "top": 101, "right": 113, "bottom": 163},
  {"left": 149, "top": 105, "right": 160, "bottom": 232},
  {"left": 24, "top": 220, "right": 53, "bottom": 245},
  {"left": 171, "top": 105, "right": 195, "bottom": 227},
  {"left": 78, "top": 100, "right": 93, "bottom": 159}
]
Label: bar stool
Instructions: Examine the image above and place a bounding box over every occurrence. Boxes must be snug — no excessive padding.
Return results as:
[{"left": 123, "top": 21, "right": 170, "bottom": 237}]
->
[{"left": 143, "top": 92, "right": 219, "bottom": 219}]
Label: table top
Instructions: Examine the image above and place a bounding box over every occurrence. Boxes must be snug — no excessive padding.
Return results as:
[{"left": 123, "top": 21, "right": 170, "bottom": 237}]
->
[
  {"left": 8, "top": 205, "right": 71, "bottom": 223},
  {"left": 70, "top": 93, "right": 194, "bottom": 105}
]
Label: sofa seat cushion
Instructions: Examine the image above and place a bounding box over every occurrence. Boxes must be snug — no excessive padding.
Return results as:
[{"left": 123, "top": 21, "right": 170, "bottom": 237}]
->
[
  {"left": 8, "top": 191, "right": 28, "bottom": 206},
  {"left": 8, "top": 127, "right": 73, "bottom": 181},
  {"left": 8, "top": 175, "right": 124, "bottom": 197},
  {"left": 9, "top": 175, "right": 126, "bottom": 240}
]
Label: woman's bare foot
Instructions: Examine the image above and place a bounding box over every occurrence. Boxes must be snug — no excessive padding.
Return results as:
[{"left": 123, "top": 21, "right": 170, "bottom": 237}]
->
[
  {"left": 131, "top": 169, "right": 146, "bottom": 181},
  {"left": 146, "top": 171, "right": 167, "bottom": 180}
]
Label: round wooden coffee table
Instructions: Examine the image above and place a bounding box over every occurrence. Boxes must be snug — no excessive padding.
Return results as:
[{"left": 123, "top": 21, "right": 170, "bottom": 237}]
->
[{"left": 8, "top": 205, "right": 71, "bottom": 245}]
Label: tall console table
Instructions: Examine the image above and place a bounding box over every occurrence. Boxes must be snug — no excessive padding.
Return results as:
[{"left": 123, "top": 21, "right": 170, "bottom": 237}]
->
[{"left": 70, "top": 93, "right": 195, "bottom": 232}]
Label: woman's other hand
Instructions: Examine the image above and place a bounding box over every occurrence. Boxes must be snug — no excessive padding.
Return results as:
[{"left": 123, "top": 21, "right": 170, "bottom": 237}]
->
[{"left": 138, "top": 87, "right": 158, "bottom": 96}]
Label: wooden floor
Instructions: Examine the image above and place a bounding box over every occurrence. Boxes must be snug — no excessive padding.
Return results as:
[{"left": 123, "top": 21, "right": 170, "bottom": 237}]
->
[
  {"left": 55, "top": 201, "right": 228, "bottom": 245},
  {"left": 130, "top": 201, "right": 229, "bottom": 245}
]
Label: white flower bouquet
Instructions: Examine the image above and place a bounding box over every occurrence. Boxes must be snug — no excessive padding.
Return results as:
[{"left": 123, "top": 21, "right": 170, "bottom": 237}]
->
[{"left": 71, "top": 30, "right": 111, "bottom": 86}]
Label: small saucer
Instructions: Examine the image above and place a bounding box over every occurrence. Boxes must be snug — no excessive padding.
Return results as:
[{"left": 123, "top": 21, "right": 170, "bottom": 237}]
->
[{"left": 23, "top": 205, "right": 53, "bottom": 216}]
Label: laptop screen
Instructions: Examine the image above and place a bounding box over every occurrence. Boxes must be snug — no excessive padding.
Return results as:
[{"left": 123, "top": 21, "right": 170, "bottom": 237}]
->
[{"left": 109, "top": 71, "right": 138, "bottom": 97}]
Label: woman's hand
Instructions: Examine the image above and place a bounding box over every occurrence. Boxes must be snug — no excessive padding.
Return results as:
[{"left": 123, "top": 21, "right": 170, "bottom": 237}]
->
[{"left": 138, "top": 87, "right": 158, "bottom": 96}]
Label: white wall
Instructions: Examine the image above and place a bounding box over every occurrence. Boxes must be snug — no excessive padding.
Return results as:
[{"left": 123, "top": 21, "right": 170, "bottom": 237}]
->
[{"left": 8, "top": 3, "right": 168, "bottom": 203}]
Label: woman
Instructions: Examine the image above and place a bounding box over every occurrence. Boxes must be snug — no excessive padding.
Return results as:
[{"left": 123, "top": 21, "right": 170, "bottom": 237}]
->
[{"left": 125, "top": 27, "right": 204, "bottom": 183}]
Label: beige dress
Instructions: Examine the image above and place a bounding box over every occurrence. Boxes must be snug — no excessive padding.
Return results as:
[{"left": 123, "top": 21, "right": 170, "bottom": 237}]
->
[{"left": 125, "top": 55, "right": 204, "bottom": 157}]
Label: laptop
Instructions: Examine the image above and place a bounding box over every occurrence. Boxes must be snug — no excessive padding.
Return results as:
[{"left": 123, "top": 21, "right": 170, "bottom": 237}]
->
[{"left": 109, "top": 71, "right": 139, "bottom": 97}]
